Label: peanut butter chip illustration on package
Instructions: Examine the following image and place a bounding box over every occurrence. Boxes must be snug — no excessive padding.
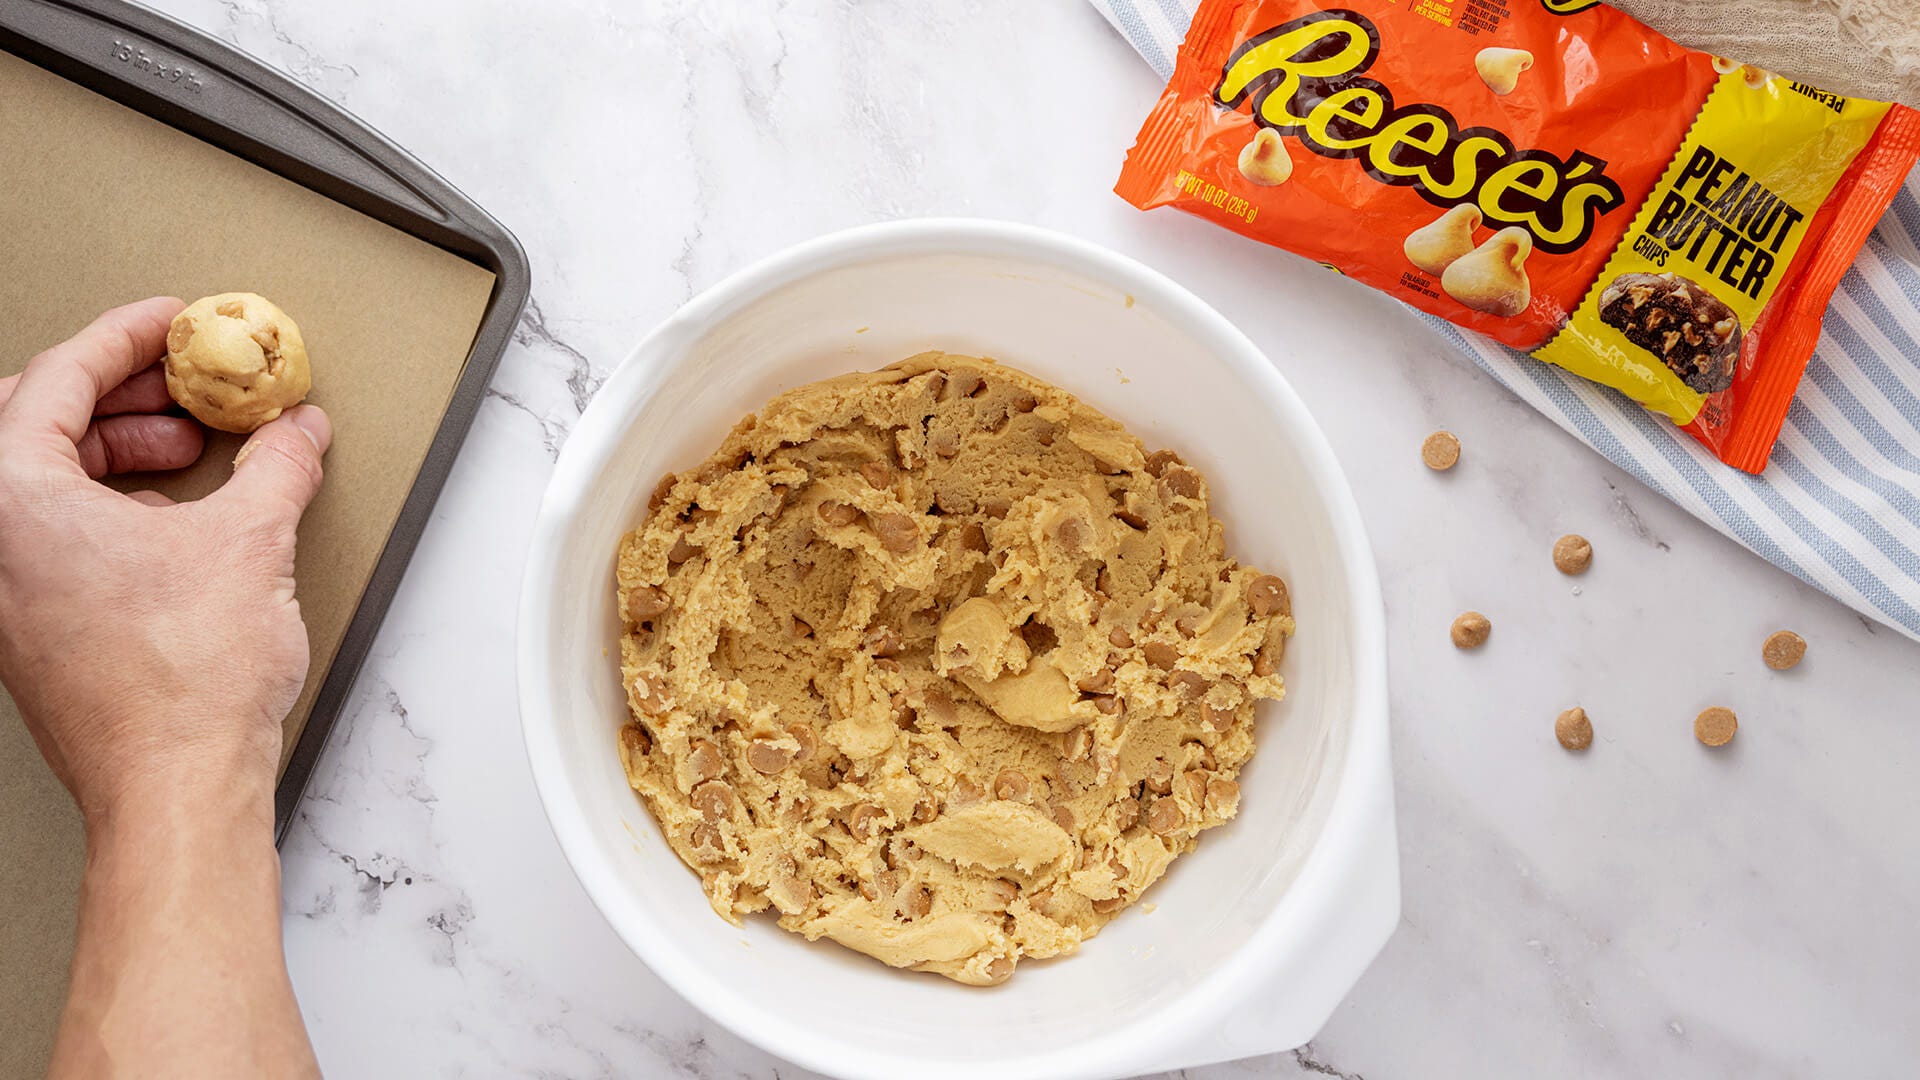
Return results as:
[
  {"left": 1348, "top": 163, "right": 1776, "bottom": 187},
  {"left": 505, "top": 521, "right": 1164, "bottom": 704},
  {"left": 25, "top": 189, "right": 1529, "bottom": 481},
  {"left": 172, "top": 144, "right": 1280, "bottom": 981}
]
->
[
  {"left": 1442, "top": 227, "right": 1532, "bottom": 317},
  {"left": 1404, "top": 205, "right": 1483, "bottom": 276},
  {"left": 1475, "top": 47, "right": 1533, "bottom": 96},
  {"left": 1238, "top": 127, "right": 1292, "bottom": 186}
]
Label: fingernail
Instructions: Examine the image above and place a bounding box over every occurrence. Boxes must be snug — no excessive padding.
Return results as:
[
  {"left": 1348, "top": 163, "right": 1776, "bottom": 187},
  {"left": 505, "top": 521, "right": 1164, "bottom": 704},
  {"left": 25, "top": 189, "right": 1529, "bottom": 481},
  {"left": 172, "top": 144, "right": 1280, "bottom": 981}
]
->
[{"left": 287, "top": 405, "right": 331, "bottom": 453}]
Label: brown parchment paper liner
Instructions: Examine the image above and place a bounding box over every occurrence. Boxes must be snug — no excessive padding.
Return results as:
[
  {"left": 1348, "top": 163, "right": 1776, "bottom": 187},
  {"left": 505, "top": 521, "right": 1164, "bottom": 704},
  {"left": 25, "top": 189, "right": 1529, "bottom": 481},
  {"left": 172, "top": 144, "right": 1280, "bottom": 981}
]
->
[{"left": 0, "top": 49, "right": 496, "bottom": 1073}]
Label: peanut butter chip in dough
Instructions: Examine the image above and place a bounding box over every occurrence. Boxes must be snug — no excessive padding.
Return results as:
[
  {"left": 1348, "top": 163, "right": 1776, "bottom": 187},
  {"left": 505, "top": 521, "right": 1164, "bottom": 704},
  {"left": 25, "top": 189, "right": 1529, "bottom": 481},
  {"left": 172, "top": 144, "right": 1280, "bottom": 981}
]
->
[
  {"left": 609, "top": 353, "right": 1293, "bottom": 986},
  {"left": 687, "top": 739, "right": 725, "bottom": 783},
  {"left": 848, "top": 804, "right": 887, "bottom": 841},
  {"left": 1142, "top": 641, "right": 1179, "bottom": 669},
  {"left": 1695, "top": 706, "right": 1738, "bottom": 747},
  {"left": 691, "top": 781, "right": 734, "bottom": 822},
  {"left": 626, "top": 585, "right": 669, "bottom": 623},
  {"left": 746, "top": 739, "right": 794, "bottom": 774},
  {"left": 1146, "top": 799, "right": 1184, "bottom": 836},
  {"left": 818, "top": 500, "right": 861, "bottom": 526},
  {"left": 873, "top": 512, "right": 920, "bottom": 553},
  {"left": 1252, "top": 642, "right": 1282, "bottom": 677}
]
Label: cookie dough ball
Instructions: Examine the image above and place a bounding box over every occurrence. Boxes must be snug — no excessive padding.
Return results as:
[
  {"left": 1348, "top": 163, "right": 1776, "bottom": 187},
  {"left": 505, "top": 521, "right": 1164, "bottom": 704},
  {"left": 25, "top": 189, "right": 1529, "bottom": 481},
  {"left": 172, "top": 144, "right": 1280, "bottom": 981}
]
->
[{"left": 164, "top": 293, "right": 312, "bottom": 433}]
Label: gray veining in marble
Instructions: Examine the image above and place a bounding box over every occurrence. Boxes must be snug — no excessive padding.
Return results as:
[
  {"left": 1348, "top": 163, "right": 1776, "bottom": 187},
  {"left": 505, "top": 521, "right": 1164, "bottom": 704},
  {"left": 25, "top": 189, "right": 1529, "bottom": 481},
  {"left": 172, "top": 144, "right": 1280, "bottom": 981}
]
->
[{"left": 125, "top": 1, "right": 1920, "bottom": 1075}]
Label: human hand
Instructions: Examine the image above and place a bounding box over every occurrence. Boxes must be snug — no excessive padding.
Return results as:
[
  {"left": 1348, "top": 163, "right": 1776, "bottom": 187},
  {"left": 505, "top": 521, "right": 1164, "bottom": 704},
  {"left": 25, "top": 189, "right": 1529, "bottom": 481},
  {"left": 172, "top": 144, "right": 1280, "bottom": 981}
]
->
[{"left": 0, "top": 297, "right": 332, "bottom": 821}]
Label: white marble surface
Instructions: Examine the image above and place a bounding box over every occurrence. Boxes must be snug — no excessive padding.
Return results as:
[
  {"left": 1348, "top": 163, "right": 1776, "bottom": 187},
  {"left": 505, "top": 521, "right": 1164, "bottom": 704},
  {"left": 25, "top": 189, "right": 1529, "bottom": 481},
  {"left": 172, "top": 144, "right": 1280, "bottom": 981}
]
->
[{"left": 146, "top": 1, "right": 1920, "bottom": 1076}]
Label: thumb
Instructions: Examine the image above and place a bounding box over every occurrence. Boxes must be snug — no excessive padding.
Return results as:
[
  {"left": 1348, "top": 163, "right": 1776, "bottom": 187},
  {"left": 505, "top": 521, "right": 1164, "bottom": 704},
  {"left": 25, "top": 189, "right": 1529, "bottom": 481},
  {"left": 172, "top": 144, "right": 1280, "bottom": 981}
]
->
[{"left": 217, "top": 404, "right": 332, "bottom": 524}]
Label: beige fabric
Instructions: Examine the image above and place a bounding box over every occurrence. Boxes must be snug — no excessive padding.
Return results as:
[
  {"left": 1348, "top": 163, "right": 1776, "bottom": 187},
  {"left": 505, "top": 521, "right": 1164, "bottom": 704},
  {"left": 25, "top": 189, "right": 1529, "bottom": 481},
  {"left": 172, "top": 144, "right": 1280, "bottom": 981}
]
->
[{"left": 1613, "top": 0, "right": 1920, "bottom": 106}]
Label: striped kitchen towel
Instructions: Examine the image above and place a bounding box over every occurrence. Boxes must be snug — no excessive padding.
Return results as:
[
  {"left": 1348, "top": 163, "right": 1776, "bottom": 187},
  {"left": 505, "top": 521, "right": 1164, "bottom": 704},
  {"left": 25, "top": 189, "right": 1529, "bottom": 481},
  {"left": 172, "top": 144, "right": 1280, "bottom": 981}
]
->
[{"left": 1093, "top": 0, "right": 1920, "bottom": 642}]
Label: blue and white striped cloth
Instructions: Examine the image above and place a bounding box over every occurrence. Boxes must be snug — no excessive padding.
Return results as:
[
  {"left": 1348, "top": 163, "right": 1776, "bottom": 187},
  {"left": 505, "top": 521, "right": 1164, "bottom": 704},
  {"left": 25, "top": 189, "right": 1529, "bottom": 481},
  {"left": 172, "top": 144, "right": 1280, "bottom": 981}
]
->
[{"left": 1094, "top": 0, "right": 1920, "bottom": 641}]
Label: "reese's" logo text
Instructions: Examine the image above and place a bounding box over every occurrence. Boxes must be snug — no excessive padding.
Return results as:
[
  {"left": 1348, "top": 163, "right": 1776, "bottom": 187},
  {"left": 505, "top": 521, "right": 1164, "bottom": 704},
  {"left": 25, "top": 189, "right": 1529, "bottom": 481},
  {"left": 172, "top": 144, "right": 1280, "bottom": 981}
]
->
[{"left": 1215, "top": 9, "right": 1623, "bottom": 254}]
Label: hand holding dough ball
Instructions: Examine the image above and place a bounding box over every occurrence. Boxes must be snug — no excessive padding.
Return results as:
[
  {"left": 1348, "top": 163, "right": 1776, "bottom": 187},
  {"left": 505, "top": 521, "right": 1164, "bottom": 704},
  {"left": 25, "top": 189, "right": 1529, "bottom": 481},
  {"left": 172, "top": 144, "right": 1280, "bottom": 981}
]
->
[
  {"left": 1475, "top": 47, "right": 1533, "bottom": 95},
  {"left": 1442, "top": 227, "right": 1533, "bottom": 317},
  {"left": 1238, "top": 128, "right": 1293, "bottom": 186},
  {"left": 1404, "top": 204, "right": 1483, "bottom": 275},
  {"left": 164, "top": 293, "right": 312, "bottom": 433}
]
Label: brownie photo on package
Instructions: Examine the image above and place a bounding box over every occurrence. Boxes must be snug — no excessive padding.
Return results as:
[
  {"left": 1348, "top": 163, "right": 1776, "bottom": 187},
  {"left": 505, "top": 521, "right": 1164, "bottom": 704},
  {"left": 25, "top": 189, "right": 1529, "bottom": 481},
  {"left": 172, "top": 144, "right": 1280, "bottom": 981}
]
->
[{"left": 1597, "top": 272, "right": 1742, "bottom": 394}]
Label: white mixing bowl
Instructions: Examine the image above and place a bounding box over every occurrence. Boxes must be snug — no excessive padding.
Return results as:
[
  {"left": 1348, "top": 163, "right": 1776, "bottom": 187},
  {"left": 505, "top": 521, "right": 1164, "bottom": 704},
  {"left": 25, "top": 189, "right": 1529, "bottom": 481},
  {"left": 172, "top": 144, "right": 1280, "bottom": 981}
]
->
[{"left": 519, "top": 219, "right": 1397, "bottom": 1080}]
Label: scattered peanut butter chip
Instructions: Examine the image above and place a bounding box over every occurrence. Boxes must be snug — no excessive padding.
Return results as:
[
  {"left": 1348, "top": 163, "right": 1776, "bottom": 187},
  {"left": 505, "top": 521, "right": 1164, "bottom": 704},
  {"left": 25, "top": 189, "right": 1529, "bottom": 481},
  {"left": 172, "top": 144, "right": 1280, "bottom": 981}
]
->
[
  {"left": 1762, "top": 630, "right": 1806, "bottom": 671},
  {"left": 1450, "top": 611, "right": 1491, "bottom": 649},
  {"left": 1422, "top": 431, "right": 1461, "bottom": 471},
  {"left": 1555, "top": 707, "right": 1593, "bottom": 751},
  {"left": 1552, "top": 534, "right": 1593, "bottom": 575},
  {"left": 1694, "top": 706, "right": 1738, "bottom": 747}
]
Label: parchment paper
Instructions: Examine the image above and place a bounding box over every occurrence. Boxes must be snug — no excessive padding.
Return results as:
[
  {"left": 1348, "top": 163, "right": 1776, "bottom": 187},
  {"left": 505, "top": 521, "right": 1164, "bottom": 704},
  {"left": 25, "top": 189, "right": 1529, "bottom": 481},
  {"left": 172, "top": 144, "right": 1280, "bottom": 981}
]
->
[{"left": 0, "top": 48, "right": 497, "bottom": 1075}]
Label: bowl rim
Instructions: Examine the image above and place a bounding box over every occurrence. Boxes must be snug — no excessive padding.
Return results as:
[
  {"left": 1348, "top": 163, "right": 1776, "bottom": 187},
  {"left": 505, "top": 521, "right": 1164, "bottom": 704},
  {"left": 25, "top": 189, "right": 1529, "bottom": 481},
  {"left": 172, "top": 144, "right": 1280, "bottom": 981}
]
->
[{"left": 517, "top": 217, "right": 1391, "bottom": 1080}]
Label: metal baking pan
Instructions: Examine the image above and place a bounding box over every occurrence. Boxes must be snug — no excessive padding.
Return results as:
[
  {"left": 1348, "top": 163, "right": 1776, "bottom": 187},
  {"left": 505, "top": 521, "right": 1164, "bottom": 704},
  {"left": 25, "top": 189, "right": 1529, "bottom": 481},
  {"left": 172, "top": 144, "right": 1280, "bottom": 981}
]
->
[{"left": 0, "top": 0, "right": 530, "bottom": 842}]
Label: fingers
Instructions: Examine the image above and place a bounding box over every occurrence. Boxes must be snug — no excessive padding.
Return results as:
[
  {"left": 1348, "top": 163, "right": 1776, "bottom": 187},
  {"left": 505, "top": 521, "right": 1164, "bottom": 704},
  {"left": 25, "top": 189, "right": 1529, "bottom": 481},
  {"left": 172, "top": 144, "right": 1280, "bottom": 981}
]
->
[
  {"left": 94, "top": 364, "right": 175, "bottom": 416},
  {"left": 212, "top": 405, "right": 332, "bottom": 526},
  {"left": 73, "top": 414, "right": 205, "bottom": 478},
  {"left": 1, "top": 297, "right": 184, "bottom": 447},
  {"left": 1, "top": 361, "right": 172, "bottom": 411},
  {"left": 124, "top": 489, "right": 177, "bottom": 508},
  {"left": 1, "top": 365, "right": 174, "bottom": 417}
]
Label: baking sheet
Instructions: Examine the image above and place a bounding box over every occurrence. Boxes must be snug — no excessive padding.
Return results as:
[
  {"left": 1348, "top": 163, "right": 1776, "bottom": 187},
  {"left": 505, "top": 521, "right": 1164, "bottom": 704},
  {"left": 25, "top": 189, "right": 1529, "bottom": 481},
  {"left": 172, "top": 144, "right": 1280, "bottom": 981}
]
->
[{"left": 0, "top": 47, "right": 497, "bottom": 1073}]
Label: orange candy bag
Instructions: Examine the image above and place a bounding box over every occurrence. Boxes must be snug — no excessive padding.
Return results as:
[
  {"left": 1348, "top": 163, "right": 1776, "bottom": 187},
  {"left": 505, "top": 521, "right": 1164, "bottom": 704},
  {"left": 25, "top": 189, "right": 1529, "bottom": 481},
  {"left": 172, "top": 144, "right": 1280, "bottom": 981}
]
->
[{"left": 1117, "top": 0, "right": 1920, "bottom": 472}]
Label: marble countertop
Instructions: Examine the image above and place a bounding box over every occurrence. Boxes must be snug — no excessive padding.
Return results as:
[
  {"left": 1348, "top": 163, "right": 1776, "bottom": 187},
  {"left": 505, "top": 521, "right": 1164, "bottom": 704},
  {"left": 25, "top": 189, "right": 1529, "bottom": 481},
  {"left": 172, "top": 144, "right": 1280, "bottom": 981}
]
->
[{"left": 148, "top": 1, "right": 1920, "bottom": 1076}]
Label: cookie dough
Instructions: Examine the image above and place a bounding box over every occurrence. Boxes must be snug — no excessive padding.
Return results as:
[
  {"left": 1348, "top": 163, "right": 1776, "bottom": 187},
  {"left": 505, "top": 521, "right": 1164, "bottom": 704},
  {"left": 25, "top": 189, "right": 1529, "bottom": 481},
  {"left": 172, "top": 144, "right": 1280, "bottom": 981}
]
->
[
  {"left": 164, "top": 293, "right": 312, "bottom": 433},
  {"left": 1597, "top": 272, "right": 1740, "bottom": 394},
  {"left": 613, "top": 353, "right": 1294, "bottom": 985}
]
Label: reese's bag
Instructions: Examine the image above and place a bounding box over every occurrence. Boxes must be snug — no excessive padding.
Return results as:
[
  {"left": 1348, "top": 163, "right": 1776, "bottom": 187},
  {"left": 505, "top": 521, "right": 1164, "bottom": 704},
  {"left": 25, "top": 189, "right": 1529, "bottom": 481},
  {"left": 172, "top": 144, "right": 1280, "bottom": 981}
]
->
[{"left": 1116, "top": 0, "right": 1920, "bottom": 472}]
